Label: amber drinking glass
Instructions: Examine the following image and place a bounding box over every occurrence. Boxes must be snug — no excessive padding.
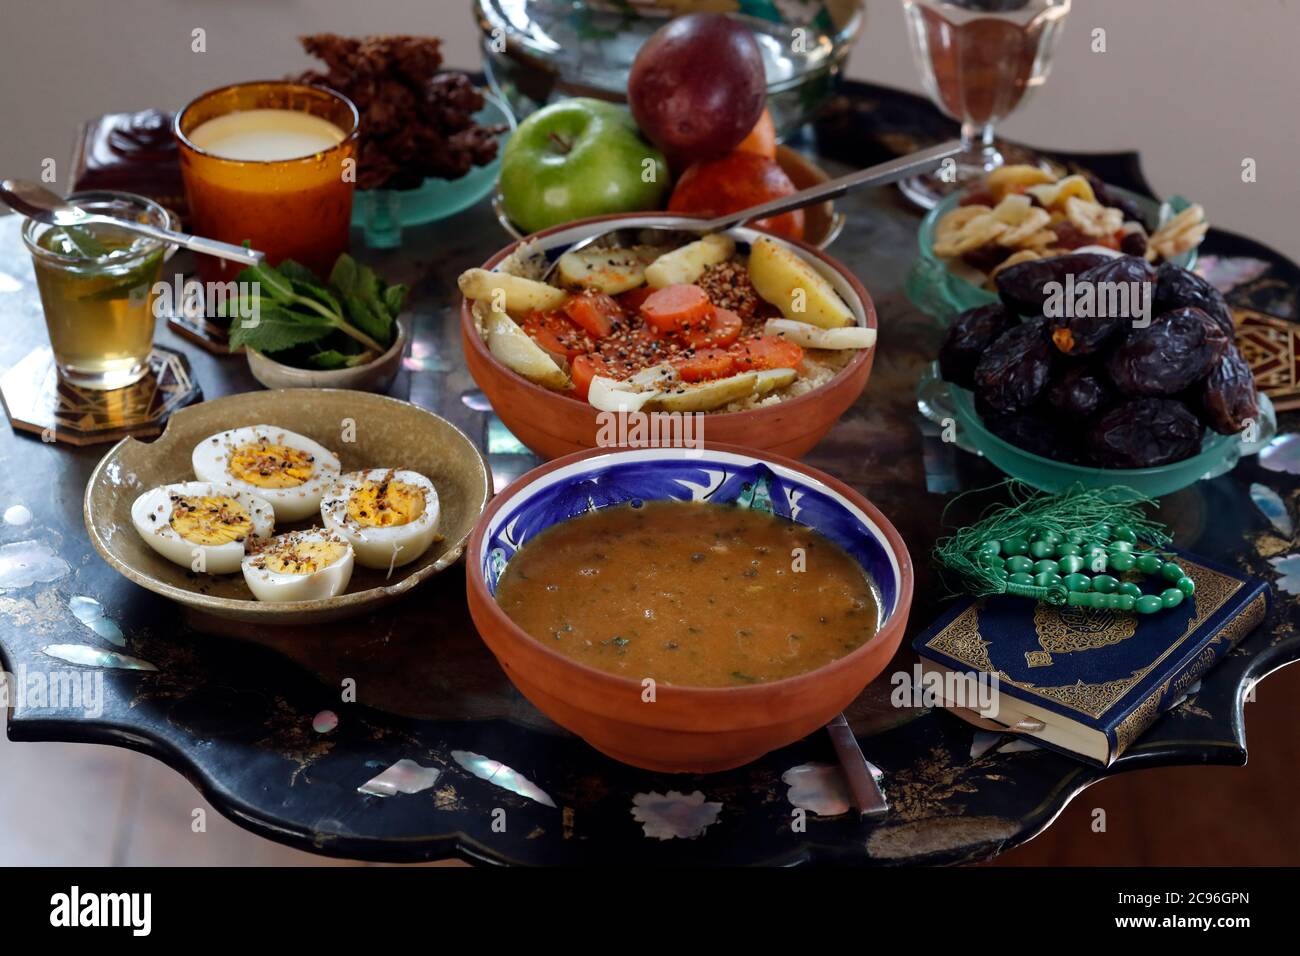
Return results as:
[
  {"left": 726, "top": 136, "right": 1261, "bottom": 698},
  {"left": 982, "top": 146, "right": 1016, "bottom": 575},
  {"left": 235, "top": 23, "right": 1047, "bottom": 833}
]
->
[
  {"left": 174, "top": 81, "right": 359, "bottom": 285},
  {"left": 899, "top": 0, "right": 1071, "bottom": 208}
]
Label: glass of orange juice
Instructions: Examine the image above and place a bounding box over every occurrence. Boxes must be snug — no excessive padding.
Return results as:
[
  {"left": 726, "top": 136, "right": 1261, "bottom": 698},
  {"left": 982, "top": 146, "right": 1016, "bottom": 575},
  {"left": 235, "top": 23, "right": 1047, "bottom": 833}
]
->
[{"left": 174, "top": 81, "right": 359, "bottom": 285}]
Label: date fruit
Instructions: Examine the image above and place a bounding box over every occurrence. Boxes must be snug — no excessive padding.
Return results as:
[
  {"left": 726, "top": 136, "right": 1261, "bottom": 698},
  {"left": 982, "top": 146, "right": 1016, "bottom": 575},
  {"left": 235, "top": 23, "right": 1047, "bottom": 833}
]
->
[
  {"left": 995, "top": 252, "right": 1111, "bottom": 316},
  {"left": 938, "top": 302, "right": 1017, "bottom": 389},
  {"left": 1201, "top": 346, "right": 1259, "bottom": 435},
  {"left": 1154, "top": 261, "right": 1234, "bottom": 337},
  {"left": 985, "top": 409, "right": 1083, "bottom": 463},
  {"left": 972, "top": 317, "right": 1053, "bottom": 415},
  {"left": 1087, "top": 398, "right": 1204, "bottom": 468},
  {"left": 1046, "top": 364, "right": 1110, "bottom": 418},
  {"left": 1104, "top": 306, "right": 1229, "bottom": 396},
  {"left": 1047, "top": 255, "right": 1157, "bottom": 356}
]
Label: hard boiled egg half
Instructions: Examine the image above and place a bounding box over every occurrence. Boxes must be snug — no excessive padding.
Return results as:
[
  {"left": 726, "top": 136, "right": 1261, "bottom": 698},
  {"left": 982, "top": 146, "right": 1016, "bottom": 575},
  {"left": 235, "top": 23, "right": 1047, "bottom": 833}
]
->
[
  {"left": 131, "top": 482, "right": 275, "bottom": 574},
  {"left": 320, "top": 468, "right": 440, "bottom": 570},
  {"left": 241, "top": 529, "right": 354, "bottom": 603},
  {"left": 192, "top": 425, "right": 341, "bottom": 522}
]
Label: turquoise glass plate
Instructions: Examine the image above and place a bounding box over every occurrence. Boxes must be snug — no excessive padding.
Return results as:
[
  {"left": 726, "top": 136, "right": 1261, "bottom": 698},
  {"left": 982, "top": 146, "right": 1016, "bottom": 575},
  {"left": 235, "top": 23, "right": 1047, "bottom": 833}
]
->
[
  {"left": 352, "top": 92, "right": 515, "bottom": 248},
  {"left": 905, "top": 186, "right": 1200, "bottom": 323},
  {"left": 946, "top": 385, "right": 1270, "bottom": 499}
]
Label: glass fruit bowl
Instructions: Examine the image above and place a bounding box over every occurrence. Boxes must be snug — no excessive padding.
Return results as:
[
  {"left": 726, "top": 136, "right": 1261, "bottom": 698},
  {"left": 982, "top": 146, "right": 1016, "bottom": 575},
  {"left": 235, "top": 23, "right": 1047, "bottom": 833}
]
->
[
  {"left": 475, "top": 0, "right": 863, "bottom": 136},
  {"left": 947, "top": 385, "right": 1273, "bottom": 498},
  {"left": 905, "top": 185, "right": 1200, "bottom": 321}
]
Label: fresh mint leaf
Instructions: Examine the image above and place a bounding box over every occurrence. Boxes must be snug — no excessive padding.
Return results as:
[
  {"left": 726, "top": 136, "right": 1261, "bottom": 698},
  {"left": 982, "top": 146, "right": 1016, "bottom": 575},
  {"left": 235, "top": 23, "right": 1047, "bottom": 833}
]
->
[
  {"left": 276, "top": 260, "right": 319, "bottom": 285},
  {"left": 340, "top": 291, "right": 392, "bottom": 348},
  {"left": 294, "top": 280, "right": 343, "bottom": 315},
  {"left": 383, "top": 282, "right": 409, "bottom": 318},
  {"left": 328, "top": 255, "right": 360, "bottom": 298},
  {"left": 78, "top": 249, "right": 163, "bottom": 302},
  {"left": 59, "top": 226, "right": 108, "bottom": 259},
  {"left": 309, "top": 349, "right": 371, "bottom": 370},
  {"left": 246, "top": 261, "right": 296, "bottom": 303},
  {"left": 228, "top": 302, "right": 334, "bottom": 354}
]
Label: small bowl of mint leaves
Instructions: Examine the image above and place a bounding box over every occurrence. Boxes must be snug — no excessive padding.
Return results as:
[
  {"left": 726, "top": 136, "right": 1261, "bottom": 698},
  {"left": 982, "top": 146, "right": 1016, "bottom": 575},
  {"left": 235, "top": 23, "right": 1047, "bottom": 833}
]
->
[{"left": 223, "top": 253, "right": 410, "bottom": 393}]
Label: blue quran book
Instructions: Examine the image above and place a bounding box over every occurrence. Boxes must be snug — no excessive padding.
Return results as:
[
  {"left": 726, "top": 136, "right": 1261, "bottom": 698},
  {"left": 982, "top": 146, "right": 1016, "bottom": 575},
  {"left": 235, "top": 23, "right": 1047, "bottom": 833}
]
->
[{"left": 912, "top": 551, "right": 1270, "bottom": 766}]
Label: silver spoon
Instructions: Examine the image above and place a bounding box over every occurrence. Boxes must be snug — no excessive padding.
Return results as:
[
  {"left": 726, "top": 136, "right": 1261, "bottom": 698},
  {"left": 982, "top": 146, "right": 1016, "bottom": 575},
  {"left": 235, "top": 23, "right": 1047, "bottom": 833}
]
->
[
  {"left": 543, "top": 139, "right": 964, "bottom": 280},
  {"left": 0, "top": 179, "right": 265, "bottom": 267}
]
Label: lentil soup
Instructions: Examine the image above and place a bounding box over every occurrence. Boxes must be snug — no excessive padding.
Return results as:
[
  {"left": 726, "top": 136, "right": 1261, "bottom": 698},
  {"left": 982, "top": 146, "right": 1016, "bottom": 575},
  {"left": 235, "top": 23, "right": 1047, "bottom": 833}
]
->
[{"left": 494, "top": 500, "right": 881, "bottom": 688}]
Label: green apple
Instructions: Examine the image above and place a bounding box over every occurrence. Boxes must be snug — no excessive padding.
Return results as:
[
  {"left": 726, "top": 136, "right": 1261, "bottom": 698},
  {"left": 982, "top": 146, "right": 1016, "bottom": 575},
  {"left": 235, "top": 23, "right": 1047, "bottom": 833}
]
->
[{"left": 499, "top": 98, "right": 670, "bottom": 234}]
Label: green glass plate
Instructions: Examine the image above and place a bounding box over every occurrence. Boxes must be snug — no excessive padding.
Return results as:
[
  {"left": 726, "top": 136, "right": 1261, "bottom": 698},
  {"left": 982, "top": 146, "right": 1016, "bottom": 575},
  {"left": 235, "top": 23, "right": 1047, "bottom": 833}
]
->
[
  {"left": 946, "top": 385, "right": 1268, "bottom": 499},
  {"left": 905, "top": 186, "right": 1200, "bottom": 323},
  {"left": 352, "top": 92, "right": 515, "bottom": 249}
]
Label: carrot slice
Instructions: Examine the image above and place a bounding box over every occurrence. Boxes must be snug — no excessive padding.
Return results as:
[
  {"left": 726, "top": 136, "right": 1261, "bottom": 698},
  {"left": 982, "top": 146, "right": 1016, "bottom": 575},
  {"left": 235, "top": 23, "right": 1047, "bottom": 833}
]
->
[
  {"left": 571, "top": 353, "right": 613, "bottom": 401},
  {"left": 522, "top": 310, "right": 592, "bottom": 359},
  {"left": 563, "top": 291, "right": 622, "bottom": 339},
  {"left": 641, "top": 284, "right": 714, "bottom": 333},
  {"left": 677, "top": 307, "right": 743, "bottom": 349},
  {"left": 730, "top": 335, "right": 805, "bottom": 371},
  {"left": 672, "top": 348, "right": 736, "bottom": 382},
  {"left": 617, "top": 285, "right": 656, "bottom": 314}
]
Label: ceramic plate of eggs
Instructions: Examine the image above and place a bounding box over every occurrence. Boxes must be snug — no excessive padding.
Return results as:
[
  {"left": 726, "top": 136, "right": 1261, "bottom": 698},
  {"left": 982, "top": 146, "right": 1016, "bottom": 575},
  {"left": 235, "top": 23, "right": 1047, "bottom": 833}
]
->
[{"left": 85, "top": 390, "right": 490, "bottom": 624}]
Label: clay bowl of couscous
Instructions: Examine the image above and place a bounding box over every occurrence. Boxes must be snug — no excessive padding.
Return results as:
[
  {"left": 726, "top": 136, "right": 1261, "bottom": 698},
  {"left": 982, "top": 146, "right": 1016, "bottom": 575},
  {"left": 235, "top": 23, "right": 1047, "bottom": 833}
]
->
[{"left": 458, "top": 213, "right": 876, "bottom": 461}]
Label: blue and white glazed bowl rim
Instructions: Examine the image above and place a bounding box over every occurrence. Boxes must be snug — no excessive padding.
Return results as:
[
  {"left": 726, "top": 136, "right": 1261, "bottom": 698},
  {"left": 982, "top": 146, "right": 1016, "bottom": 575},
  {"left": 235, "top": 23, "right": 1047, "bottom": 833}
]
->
[{"left": 476, "top": 444, "right": 909, "bottom": 624}]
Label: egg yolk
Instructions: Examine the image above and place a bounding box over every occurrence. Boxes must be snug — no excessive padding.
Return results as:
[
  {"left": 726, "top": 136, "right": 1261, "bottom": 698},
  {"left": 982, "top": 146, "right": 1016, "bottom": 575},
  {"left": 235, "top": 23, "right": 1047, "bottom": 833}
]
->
[
  {"left": 169, "top": 495, "right": 253, "bottom": 545},
  {"left": 346, "top": 479, "right": 425, "bottom": 528},
  {"left": 227, "top": 442, "right": 315, "bottom": 489},
  {"left": 258, "top": 540, "right": 348, "bottom": 575}
]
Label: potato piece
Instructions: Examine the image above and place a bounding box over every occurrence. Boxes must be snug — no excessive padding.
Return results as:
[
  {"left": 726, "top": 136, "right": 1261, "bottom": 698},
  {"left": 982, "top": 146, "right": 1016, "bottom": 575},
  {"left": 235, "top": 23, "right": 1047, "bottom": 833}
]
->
[
  {"left": 644, "top": 234, "right": 735, "bottom": 288},
  {"left": 763, "top": 318, "right": 876, "bottom": 350},
  {"left": 748, "top": 237, "right": 854, "bottom": 329},
  {"left": 753, "top": 367, "right": 797, "bottom": 396},
  {"left": 556, "top": 244, "right": 660, "bottom": 294},
  {"left": 626, "top": 362, "right": 680, "bottom": 390},
  {"left": 644, "top": 372, "right": 758, "bottom": 412},
  {"left": 458, "top": 268, "right": 567, "bottom": 315},
  {"left": 587, "top": 375, "right": 662, "bottom": 412},
  {"left": 484, "top": 308, "right": 570, "bottom": 391}
]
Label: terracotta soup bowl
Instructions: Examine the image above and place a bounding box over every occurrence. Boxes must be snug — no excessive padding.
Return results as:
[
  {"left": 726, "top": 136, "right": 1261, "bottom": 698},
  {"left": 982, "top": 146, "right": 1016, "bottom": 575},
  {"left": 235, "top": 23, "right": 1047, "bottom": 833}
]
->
[
  {"left": 466, "top": 444, "right": 914, "bottom": 773},
  {"left": 460, "top": 214, "right": 877, "bottom": 460}
]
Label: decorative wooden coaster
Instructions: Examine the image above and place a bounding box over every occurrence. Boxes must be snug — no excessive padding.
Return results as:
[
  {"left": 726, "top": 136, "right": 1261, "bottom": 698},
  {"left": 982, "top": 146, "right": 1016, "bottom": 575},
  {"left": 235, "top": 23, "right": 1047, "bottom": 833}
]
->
[
  {"left": 1235, "top": 307, "right": 1300, "bottom": 412},
  {"left": 0, "top": 345, "right": 201, "bottom": 446}
]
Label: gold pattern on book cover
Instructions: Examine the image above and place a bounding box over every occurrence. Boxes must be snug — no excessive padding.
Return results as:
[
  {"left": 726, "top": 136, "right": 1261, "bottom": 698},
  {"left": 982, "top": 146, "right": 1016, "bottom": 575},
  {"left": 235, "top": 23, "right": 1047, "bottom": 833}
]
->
[
  {"left": 925, "top": 560, "right": 1244, "bottom": 720},
  {"left": 1029, "top": 605, "right": 1138, "bottom": 667},
  {"left": 1113, "top": 593, "right": 1266, "bottom": 757},
  {"left": 1115, "top": 680, "right": 1170, "bottom": 754}
]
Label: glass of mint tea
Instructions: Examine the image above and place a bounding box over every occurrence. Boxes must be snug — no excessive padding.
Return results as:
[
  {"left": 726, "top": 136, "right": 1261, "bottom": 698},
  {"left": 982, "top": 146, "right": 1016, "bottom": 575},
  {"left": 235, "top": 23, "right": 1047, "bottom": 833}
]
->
[{"left": 22, "top": 192, "right": 171, "bottom": 389}]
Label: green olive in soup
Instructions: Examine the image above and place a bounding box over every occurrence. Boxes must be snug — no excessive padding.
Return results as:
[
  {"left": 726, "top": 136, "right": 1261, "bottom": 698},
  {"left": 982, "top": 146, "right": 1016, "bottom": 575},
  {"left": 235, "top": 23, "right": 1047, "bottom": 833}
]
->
[{"left": 494, "top": 500, "right": 881, "bottom": 688}]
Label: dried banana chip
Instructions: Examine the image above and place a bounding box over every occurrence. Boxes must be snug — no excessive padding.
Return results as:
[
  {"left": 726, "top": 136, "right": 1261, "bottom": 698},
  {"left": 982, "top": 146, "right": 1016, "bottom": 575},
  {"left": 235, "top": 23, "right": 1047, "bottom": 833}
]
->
[
  {"left": 1065, "top": 196, "right": 1124, "bottom": 238},
  {"left": 1018, "top": 227, "right": 1058, "bottom": 250},
  {"left": 1146, "top": 204, "right": 1208, "bottom": 261},
  {"left": 986, "top": 164, "right": 1056, "bottom": 200},
  {"left": 990, "top": 248, "right": 1043, "bottom": 279},
  {"left": 991, "top": 194, "right": 1035, "bottom": 224},
  {"left": 998, "top": 208, "right": 1053, "bottom": 246},
  {"left": 935, "top": 205, "right": 990, "bottom": 244},
  {"left": 933, "top": 208, "right": 1007, "bottom": 257},
  {"left": 1028, "top": 174, "right": 1097, "bottom": 211}
]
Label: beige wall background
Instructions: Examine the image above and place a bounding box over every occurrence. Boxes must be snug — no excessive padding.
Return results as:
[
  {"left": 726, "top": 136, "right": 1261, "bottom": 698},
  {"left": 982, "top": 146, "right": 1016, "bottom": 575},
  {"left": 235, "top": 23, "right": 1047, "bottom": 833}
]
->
[{"left": 2, "top": 0, "right": 1296, "bottom": 260}]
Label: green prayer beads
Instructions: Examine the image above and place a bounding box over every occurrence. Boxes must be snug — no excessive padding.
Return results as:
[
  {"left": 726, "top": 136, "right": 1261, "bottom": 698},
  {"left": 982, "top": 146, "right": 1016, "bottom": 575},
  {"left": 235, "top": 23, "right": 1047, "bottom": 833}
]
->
[
  {"left": 976, "top": 528, "right": 1190, "bottom": 616},
  {"left": 1029, "top": 540, "right": 1054, "bottom": 559}
]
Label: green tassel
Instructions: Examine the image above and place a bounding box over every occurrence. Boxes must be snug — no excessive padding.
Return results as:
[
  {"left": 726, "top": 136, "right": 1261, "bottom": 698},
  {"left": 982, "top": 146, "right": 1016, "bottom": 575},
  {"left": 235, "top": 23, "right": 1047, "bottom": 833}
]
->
[{"left": 933, "top": 481, "right": 1171, "bottom": 602}]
